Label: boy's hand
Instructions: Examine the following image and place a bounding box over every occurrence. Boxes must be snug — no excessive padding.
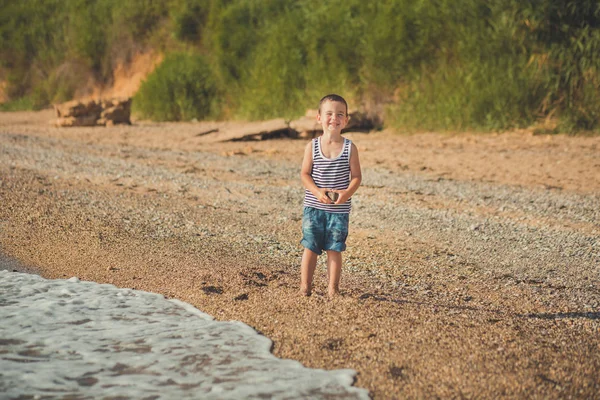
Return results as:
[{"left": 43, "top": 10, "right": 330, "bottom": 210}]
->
[
  {"left": 316, "top": 188, "right": 334, "bottom": 204},
  {"left": 331, "top": 189, "right": 349, "bottom": 204}
]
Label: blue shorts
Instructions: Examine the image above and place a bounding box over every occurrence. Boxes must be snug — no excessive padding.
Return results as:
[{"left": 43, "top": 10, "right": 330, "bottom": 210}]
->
[{"left": 300, "top": 207, "right": 349, "bottom": 255}]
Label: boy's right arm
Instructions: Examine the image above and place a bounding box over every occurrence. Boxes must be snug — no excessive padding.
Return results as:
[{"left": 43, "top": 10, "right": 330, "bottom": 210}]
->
[{"left": 301, "top": 141, "right": 333, "bottom": 204}]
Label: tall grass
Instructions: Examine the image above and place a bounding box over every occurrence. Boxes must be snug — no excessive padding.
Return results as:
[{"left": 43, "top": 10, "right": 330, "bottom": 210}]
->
[
  {"left": 0, "top": 0, "right": 171, "bottom": 105},
  {"left": 518, "top": 0, "right": 600, "bottom": 130},
  {"left": 387, "top": 1, "right": 544, "bottom": 130},
  {"left": 0, "top": 0, "right": 598, "bottom": 131},
  {"left": 0, "top": 0, "right": 66, "bottom": 102}
]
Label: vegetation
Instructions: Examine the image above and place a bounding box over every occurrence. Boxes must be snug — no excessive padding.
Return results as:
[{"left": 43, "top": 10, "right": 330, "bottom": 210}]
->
[
  {"left": 0, "top": 0, "right": 598, "bottom": 132},
  {"left": 133, "top": 52, "right": 218, "bottom": 121}
]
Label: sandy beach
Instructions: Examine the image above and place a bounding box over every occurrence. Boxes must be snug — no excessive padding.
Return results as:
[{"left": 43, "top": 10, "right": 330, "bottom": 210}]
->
[{"left": 1, "top": 109, "right": 599, "bottom": 398}]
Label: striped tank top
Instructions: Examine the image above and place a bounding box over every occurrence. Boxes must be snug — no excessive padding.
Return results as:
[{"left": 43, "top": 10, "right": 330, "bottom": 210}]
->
[{"left": 304, "top": 137, "right": 352, "bottom": 213}]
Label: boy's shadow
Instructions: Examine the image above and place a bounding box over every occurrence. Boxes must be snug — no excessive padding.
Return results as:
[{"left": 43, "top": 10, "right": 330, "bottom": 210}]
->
[
  {"left": 356, "top": 292, "right": 600, "bottom": 321},
  {"left": 524, "top": 311, "right": 600, "bottom": 320}
]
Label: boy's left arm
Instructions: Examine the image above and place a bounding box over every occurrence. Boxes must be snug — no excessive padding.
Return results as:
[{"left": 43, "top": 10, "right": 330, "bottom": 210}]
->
[{"left": 335, "top": 143, "right": 362, "bottom": 204}]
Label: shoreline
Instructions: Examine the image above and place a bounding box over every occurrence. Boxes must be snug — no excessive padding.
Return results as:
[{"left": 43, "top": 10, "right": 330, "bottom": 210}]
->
[
  {"left": 1, "top": 270, "right": 369, "bottom": 399},
  {"left": 1, "top": 110, "right": 599, "bottom": 398},
  {"left": 0, "top": 251, "right": 41, "bottom": 275}
]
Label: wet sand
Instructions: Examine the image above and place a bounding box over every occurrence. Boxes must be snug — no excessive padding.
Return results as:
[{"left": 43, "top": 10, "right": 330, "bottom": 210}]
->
[{"left": 0, "top": 252, "right": 39, "bottom": 274}]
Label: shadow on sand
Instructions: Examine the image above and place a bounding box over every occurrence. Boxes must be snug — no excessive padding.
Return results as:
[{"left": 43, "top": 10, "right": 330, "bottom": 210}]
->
[
  {"left": 357, "top": 292, "right": 600, "bottom": 321},
  {"left": 524, "top": 312, "right": 600, "bottom": 320}
]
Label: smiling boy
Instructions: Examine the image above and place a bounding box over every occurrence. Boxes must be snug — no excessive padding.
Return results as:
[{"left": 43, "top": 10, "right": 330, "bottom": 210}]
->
[{"left": 300, "top": 94, "right": 362, "bottom": 298}]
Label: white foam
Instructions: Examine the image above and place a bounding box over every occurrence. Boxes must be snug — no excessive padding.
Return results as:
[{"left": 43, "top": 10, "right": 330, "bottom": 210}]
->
[{"left": 0, "top": 271, "right": 369, "bottom": 399}]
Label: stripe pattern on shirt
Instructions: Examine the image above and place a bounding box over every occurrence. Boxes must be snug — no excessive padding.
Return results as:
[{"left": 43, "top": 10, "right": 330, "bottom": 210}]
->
[{"left": 303, "top": 137, "right": 352, "bottom": 213}]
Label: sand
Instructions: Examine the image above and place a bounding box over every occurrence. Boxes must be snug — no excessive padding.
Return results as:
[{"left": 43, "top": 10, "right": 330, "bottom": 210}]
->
[{"left": 1, "top": 109, "right": 599, "bottom": 398}]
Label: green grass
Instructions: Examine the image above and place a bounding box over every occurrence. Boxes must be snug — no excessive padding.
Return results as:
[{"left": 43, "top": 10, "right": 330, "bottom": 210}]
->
[
  {"left": 0, "top": 97, "right": 37, "bottom": 112},
  {"left": 0, "top": 0, "right": 598, "bottom": 132}
]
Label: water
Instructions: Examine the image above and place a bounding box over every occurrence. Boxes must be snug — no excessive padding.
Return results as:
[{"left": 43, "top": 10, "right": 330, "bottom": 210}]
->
[{"left": 0, "top": 269, "right": 369, "bottom": 399}]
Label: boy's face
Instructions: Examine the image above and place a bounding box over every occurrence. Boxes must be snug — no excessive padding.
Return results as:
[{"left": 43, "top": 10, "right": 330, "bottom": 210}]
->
[{"left": 317, "top": 100, "right": 348, "bottom": 134}]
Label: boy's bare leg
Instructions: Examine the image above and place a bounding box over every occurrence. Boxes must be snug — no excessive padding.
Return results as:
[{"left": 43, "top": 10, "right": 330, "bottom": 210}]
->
[
  {"left": 326, "top": 250, "right": 342, "bottom": 298},
  {"left": 300, "top": 248, "right": 318, "bottom": 296}
]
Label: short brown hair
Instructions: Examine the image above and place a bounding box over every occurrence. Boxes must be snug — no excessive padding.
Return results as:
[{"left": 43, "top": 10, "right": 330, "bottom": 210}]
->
[{"left": 318, "top": 94, "right": 348, "bottom": 115}]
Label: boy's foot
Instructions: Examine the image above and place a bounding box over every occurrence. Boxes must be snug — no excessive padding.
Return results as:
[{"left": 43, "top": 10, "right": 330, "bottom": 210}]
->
[
  {"left": 300, "top": 286, "right": 312, "bottom": 296},
  {"left": 328, "top": 290, "right": 340, "bottom": 299}
]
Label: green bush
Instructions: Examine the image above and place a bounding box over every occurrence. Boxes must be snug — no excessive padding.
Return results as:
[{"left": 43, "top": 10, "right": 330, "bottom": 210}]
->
[
  {"left": 170, "top": 0, "right": 209, "bottom": 43},
  {"left": 0, "top": 0, "right": 66, "bottom": 98},
  {"left": 1, "top": 0, "right": 598, "bottom": 132},
  {"left": 517, "top": 0, "right": 600, "bottom": 131},
  {"left": 132, "top": 52, "right": 218, "bottom": 121},
  {"left": 213, "top": 0, "right": 367, "bottom": 119},
  {"left": 385, "top": 1, "right": 542, "bottom": 131},
  {"left": 234, "top": 3, "right": 309, "bottom": 119},
  {"left": 64, "top": 0, "right": 111, "bottom": 74}
]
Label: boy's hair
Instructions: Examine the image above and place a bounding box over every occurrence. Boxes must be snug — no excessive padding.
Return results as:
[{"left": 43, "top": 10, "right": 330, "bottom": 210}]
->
[{"left": 318, "top": 94, "right": 348, "bottom": 115}]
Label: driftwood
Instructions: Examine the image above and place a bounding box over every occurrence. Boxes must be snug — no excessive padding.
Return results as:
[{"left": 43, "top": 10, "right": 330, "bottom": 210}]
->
[
  {"left": 196, "top": 110, "right": 380, "bottom": 142},
  {"left": 52, "top": 99, "right": 379, "bottom": 140},
  {"left": 198, "top": 119, "right": 294, "bottom": 143},
  {"left": 53, "top": 98, "right": 132, "bottom": 127}
]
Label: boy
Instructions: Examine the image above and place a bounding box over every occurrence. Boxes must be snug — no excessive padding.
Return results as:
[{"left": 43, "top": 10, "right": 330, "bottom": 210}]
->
[{"left": 300, "top": 94, "right": 362, "bottom": 298}]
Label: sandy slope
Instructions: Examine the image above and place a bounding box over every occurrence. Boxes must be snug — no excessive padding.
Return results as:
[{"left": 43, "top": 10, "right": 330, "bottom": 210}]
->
[{"left": 1, "top": 109, "right": 599, "bottom": 399}]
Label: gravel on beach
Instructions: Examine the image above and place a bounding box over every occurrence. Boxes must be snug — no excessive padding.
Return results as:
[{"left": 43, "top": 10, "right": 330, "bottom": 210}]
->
[{"left": 1, "top": 109, "right": 599, "bottom": 398}]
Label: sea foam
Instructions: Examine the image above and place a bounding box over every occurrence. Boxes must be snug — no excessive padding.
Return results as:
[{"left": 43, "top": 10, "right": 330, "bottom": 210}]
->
[{"left": 0, "top": 270, "right": 369, "bottom": 399}]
